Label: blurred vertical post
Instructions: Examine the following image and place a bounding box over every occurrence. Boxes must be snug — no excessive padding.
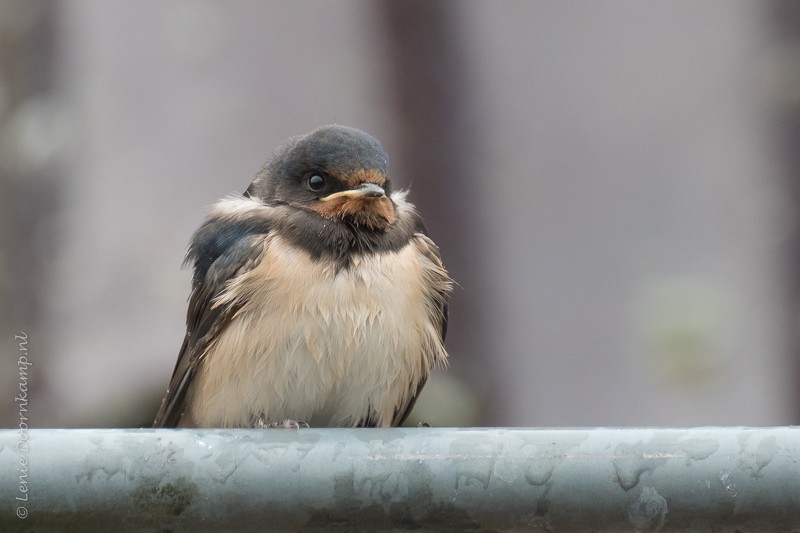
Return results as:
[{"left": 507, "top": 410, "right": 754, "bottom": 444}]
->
[
  {"left": 770, "top": 2, "right": 800, "bottom": 422},
  {"left": 376, "top": 1, "right": 495, "bottom": 423},
  {"left": 0, "top": 1, "right": 58, "bottom": 425}
]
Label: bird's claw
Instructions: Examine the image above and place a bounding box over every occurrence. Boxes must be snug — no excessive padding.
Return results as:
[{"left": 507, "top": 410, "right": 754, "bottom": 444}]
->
[{"left": 254, "top": 417, "right": 309, "bottom": 429}]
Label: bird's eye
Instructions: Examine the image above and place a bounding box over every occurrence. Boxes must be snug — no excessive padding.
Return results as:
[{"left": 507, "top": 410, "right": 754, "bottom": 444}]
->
[{"left": 307, "top": 174, "right": 326, "bottom": 191}]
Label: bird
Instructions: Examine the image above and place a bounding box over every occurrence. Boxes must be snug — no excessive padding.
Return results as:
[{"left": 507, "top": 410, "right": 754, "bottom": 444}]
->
[{"left": 153, "top": 125, "right": 451, "bottom": 428}]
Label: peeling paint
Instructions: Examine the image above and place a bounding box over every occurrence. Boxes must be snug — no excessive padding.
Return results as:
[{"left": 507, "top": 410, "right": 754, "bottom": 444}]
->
[
  {"left": 629, "top": 486, "right": 668, "bottom": 531},
  {"left": 131, "top": 475, "right": 199, "bottom": 517},
  {"left": 613, "top": 443, "right": 669, "bottom": 491},
  {"left": 754, "top": 435, "right": 779, "bottom": 477},
  {"left": 719, "top": 470, "right": 738, "bottom": 498}
]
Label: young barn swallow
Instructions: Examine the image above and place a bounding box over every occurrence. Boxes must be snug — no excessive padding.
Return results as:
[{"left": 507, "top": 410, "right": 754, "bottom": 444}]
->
[{"left": 154, "top": 125, "right": 451, "bottom": 428}]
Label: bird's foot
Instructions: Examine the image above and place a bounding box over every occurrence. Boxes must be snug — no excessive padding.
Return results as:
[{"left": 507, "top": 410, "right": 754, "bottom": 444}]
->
[{"left": 254, "top": 417, "right": 309, "bottom": 429}]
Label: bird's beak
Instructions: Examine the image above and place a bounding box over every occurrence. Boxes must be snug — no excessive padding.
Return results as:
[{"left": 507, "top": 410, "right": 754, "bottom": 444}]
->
[{"left": 320, "top": 182, "right": 386, "bottom": 202}]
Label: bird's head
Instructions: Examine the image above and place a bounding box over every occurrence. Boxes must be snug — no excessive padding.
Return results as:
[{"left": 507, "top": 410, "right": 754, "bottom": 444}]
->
[{"left": 247, "top": 125, "right": 396, "bottom": 231}]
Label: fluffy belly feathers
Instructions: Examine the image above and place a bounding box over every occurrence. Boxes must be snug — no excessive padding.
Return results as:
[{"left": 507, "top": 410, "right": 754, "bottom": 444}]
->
[{"left": 183, "top": 234, "right": 445, "bottom": 427}]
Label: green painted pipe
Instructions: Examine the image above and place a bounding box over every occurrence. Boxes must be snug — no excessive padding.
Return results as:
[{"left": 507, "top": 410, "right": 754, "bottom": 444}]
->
[{"left": 0, "top": 427, "right": 798, "bottom": 531}]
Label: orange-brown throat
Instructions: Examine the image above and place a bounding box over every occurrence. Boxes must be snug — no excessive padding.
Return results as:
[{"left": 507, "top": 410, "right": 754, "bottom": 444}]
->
[
  {"left": 307, "top": 168, "right": 396, "bottom": 230},
  {"left": 311, "top": 194, "right": 396, "bottom": 231}
]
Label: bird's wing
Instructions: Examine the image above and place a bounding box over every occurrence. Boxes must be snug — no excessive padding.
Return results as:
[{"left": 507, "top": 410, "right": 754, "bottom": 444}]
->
[
  {"left": 153, "top": 210, "right": 271, "bottom": 427},
  {"left": 390, "top": 232, "right": 451, "bottom": 427}
]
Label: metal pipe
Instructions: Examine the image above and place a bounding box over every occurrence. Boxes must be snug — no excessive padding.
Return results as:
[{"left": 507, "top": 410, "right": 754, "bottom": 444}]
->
[{"left": 1, "top": 427, "right": 798, "bottom": 531}]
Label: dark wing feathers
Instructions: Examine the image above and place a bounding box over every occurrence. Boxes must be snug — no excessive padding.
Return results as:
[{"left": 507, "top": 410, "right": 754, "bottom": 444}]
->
[
  {"left": 389, "top": 232, "right": 450, "bottom": 428},
  {"left": 188, "top": 216, "right": 273, "bottom": 286},
  {"left": 153, "top": 216, "right": 270, "bottom": 427}
]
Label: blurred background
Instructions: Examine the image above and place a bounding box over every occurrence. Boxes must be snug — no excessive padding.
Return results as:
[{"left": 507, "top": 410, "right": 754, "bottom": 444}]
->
[{"left": 2, "top": 0, "right": 800, "bottom": 428}]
